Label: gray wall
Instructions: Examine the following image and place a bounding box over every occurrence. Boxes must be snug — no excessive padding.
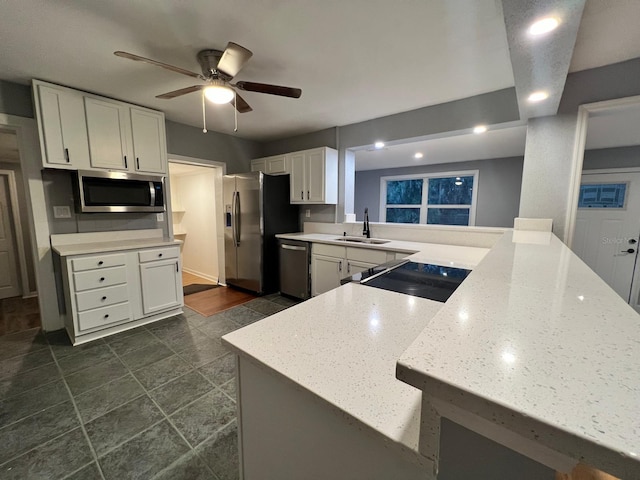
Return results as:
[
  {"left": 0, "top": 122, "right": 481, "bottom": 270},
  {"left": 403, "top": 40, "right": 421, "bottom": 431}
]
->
[
  {"left": 261, "top": 127, "right": 337, "bottom": 157},
  {"left": 0, "top": 80, "right": 33, "bottom": 118},
  {"left": 559, "top": 57, "right": 640, "bottom": 113},
  {"left": 354, "top": 156, "right": 523, "bottom": 228},
  {"left": 165, "top": 120, "right": 261, "bottom": 174},
  {"left": 583, "top": 145, "right": 640, "bottom": 170}
]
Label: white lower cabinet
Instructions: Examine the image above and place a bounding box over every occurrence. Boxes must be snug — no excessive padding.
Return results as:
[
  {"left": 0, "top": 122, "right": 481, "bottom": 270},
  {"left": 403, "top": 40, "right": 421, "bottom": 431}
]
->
[
  {"left": 60, "top": 245, "right": 183, "bottom": 344},
  {"left": 311, "top": 243, "right": 398, "bottom": 296}
]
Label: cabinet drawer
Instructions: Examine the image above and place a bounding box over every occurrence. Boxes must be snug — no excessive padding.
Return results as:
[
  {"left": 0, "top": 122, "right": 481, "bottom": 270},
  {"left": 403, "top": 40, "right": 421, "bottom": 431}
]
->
[
  {"left": 346, "top": 247, "right": 388, "bottom": 265},
  {"left": 75, "top": 284, "right": 130, "bottom": 312},
  {"left": 73, "top": 266, "right": 127, "bottom": 292},
  {"left": 312, "top": 243, "right": 345, "bottom": 258},
  {"left": 77, "top": 302, "right": 131, "bottom": 332},
  {"left": 138, "top": 246, "right": 179, "bottom": 263},
  {"left": 71, "top": 253, "right": 126, "bottom": 272}
]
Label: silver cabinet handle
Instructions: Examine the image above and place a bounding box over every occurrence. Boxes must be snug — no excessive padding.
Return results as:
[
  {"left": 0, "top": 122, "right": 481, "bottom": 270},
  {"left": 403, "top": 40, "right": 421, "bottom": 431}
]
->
[
  {"left": 301, "top": 190, "right": 303, "bottom": 200},
  {"left": 338, "top": 260, "right": 342, "bottom": 272},
  {"left": 347, "top": 262, "right": 350, "bottom": 273},
  {"left": 281, "top": 244, "right": 306, "bottom": 251},
  {"left": 307, "top": 191, "right": 309, "bottom": 200}
]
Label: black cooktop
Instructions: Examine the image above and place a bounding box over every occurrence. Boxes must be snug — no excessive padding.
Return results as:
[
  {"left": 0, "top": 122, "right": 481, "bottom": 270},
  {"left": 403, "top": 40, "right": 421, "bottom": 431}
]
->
[{"left": 355, "top": 260, "right": 471, "bottom": 302}]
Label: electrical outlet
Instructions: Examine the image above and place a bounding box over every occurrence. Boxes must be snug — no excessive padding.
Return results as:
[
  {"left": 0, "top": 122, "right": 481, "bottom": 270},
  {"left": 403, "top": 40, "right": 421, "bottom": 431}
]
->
[
  {"left": 53, "top": 206, "right": 71, "bottom": 219},
  {"left": 305, "top": 209, "right": 311, "bottom": 218},
  {"left": 156, "top": 213, "right": 164, "bottom": 222}
]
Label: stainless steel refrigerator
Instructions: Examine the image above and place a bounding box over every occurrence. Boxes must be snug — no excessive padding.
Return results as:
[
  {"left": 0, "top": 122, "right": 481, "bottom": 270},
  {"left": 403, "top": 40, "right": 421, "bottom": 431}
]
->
[{"left": 224, "top": 172, "right": 299, "bottom": 295}]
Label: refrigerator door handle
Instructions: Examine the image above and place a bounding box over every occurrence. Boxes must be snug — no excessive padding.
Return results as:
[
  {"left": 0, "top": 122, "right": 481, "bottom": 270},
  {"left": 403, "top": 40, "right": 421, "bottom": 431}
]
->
[{"left": 235, "top": 191, "right": 241, "bottom": 247}]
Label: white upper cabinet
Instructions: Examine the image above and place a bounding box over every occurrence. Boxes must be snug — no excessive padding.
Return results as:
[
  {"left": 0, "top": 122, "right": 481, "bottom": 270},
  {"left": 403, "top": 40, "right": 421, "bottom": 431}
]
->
[
  {"left": 250, "top": 155, "right": 288, "bottom": 175},
  {"left": 85, "top": 97, "right": 129, "bottom": 171},
  {"left": 130, "top": 107, "right": 167, "bottom": 174},
  {"left": 251, "top": 147, "right": 337, "bottom": 204},
  {"left": 34, "top": 81, "right": 90, "bottom": 170},
  {"left": 291, "top": 147, "right": 338, "bottom": 205},
  {"left": 33, "top": 80, "right": 168, "bottom": 175},
  {"left": 289, "top": 151, "right": 306, "bottom": 202}
]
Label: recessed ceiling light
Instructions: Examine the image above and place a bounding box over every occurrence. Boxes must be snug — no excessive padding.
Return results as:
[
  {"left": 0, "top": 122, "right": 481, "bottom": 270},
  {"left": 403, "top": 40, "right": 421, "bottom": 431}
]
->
[
  {"left": 414, "top": 152, "right": 423, "bottom": 159},
  {"left": 473, "top": 125, "right": 488, "bottom": 134},
  {"left": 528, "top": 91, "right": 549, "bottom": 103},
  {"left": 374, "top": 141, "right": 385, "bottom": 149},
  {"left": 529, "top": 17, "right": 560, "bottom": 36}
]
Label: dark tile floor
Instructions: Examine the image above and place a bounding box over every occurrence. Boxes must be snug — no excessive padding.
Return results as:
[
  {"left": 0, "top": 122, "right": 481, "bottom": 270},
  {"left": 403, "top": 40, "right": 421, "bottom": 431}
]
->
[{"left": 0, "top": 293, "right": 300, "bottom": 480}]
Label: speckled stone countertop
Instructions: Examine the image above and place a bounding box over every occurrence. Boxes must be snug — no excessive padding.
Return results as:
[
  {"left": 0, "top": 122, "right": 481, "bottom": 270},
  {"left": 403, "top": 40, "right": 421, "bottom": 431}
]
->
[
  {"left": 223, "top": 282, "right": 442, "bottom": 459},
  {"left": 397, "top": 230, "right": 640, "bottom": 478},
  {"left": 50, "top": 229, "right": 182, "bottom": 257}
]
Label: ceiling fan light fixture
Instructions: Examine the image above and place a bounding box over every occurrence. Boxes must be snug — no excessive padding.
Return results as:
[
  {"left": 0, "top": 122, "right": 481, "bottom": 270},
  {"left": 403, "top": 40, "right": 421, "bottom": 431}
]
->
[{"left": 204, "top": 83, "right": 235, "bottom": 104}]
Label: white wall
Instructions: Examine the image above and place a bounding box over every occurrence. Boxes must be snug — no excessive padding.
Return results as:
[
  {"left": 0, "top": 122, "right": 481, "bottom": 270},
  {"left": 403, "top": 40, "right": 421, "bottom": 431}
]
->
[{"left": 170, "top": 166, "right": 219, "bottom": 282}]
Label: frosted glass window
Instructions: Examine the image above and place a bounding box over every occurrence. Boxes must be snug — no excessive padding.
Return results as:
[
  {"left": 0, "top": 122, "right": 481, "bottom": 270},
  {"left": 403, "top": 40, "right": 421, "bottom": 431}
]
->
[{"left": 578, "top": 183, "right": 626, "bottom": 208}]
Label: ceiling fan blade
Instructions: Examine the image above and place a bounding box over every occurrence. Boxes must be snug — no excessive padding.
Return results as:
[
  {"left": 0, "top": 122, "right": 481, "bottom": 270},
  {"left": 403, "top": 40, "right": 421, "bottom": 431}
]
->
[
  {"left": 114, "top": 51, "right": 202, "bottom": 79},
  {"left": 156, "top": 85, "right": 204, "bottom": 99},
  {"left": 216, "top": 42, "right": 253, "bottom": 79},
  {"left": 234, "top": 81, "right": 302, "bottom": 99},
  {"left": 232, "top": 92, "right": 253, "bottom": 113}
]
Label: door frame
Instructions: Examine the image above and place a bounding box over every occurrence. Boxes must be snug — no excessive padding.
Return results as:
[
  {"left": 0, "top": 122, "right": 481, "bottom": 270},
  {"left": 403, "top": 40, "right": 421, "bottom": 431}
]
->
[
  {"left": 167, "top": 154, "right": 227, "bottom": 284},
  {"left": 0, "top": 169, "right": 29, "bottom": 296}
]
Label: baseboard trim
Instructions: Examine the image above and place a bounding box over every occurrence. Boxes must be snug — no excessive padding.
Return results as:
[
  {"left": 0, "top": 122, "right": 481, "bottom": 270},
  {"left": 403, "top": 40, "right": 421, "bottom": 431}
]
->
[{"left": 182, "top": 267, "right": 218, "bottom": 284}]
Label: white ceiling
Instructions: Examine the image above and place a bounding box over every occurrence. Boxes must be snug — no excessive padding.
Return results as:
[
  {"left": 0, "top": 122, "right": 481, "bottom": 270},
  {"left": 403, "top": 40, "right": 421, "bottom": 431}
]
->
[
  {"left": 0, "top": 0, "right": 515, "bottom": 141},
  {"left": 0, "top": 1, "right": 638, "bottom": 143}
]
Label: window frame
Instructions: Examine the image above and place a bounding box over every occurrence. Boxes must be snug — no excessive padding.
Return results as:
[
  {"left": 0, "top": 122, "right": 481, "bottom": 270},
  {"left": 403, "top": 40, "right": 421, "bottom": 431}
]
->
[{"left": 379, "top": 170, "right": 479, "bottom": 225}]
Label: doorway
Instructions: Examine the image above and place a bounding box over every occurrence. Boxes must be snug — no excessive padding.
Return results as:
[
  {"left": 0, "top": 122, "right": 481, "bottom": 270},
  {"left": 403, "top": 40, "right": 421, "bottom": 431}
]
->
[
  {"left": 573, "top": 170, "right": 640, "bottom": 313},
  {"left": 168, "top": 156, "right": 226, "bottom": 287},
  {"left": 0, "top": 128, "right": 40, "bottom": 335}
]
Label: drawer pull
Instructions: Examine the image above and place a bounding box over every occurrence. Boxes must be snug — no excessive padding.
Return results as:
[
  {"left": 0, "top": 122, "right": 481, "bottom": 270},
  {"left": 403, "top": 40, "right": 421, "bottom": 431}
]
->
[
  {"left": 104, "top": 314, "right": 109, "bottom": 319},
  {"left": 100, "top": 277, "right": 105, "bottom": 282},
  {"left": 98, "top": 261, "right": 104, "bottom": 266},
  {"left": 158, "top": 253, "right": 163, "bottom": 257},
  {"left": 101, "top": 296, "right": 107, "bottom": 301}
]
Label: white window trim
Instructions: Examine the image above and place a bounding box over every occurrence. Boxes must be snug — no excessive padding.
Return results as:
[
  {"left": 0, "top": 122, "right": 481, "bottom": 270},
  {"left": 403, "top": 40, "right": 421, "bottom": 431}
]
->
[{"left": 379, "top": 170, "right": 479, "bottom": 225}]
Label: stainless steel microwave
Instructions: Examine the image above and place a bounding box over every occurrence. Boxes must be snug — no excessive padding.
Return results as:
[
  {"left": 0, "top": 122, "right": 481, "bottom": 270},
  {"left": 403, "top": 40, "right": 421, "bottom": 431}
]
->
[{"left": 74, "top": 170, "right": 165, "bottom": 213}]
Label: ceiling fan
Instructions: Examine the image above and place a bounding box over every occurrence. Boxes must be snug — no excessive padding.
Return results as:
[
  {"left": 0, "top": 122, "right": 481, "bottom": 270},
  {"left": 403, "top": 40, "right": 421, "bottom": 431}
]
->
[{"left": 114, "top": 42, "right": 302, "bottom": 115}]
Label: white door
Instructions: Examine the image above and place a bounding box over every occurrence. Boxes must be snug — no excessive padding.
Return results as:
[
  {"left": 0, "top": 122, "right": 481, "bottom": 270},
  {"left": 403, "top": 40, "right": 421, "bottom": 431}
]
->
[
  {"left": 290, "top": 152, "right": 306, "bottom": 203},
  {"left": 85, "top": 97, "right": 129, "bottom": 170},
  {"left": 0, "top": 176, "right": 20, "bottom": 299},
  {"left": 311, "top": 254, "right": 344, "bottom": 296},
  {"left": 139, "top": 259, "right": 183, "bottom": 315},
  {"left": 130, "top": 108, "right": 166, "bottom": 174},
  {"left": 306, "top": 149, "right": 325, "bottom": 203},
  {"left": 573, "top": 172, "right": 640, "bottom": 312}
]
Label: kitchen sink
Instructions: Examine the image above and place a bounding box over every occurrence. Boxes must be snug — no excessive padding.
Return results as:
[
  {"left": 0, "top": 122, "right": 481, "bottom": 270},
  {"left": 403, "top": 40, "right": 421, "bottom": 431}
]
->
[{"left": 334, "top": 236, "right": 390, "bottom": 245}]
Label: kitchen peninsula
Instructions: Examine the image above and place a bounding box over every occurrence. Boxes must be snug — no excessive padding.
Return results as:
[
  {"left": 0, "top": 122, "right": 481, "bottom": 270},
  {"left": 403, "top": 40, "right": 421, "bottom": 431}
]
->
[{"left": 222, "top": 224, "right": 640, "bottom": 479}]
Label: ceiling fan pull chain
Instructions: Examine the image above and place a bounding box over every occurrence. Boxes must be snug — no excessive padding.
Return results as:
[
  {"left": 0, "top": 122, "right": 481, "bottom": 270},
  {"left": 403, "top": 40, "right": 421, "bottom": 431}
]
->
[
  {"left": 233, "top": 91, "right": 238, "bottom": 132},
  {"left": 202, "top": 90, "right": 208, "bottom": 133}
]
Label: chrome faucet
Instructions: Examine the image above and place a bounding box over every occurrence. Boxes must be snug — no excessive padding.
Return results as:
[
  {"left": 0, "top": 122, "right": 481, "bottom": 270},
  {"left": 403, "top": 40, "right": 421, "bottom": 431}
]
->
[{"left": 363, "top": 208, "right": 371, "bottom": 238}]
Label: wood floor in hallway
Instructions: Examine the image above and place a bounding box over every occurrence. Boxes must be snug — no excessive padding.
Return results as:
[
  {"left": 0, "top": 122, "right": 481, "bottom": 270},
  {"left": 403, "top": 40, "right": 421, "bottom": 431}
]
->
[
  {"left": 181, "top": 272, "right": 256, "bottom": 317},
  {"left": 0, "top": 296, "right": 40, "bottom": 336}
]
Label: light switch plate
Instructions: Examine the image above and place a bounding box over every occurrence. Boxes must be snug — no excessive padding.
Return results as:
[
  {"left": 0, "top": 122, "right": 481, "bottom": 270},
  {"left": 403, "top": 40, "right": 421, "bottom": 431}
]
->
[
  {"left": 53, "top": 206, "right": 71, "bottom": 219},
  {"left": 305, "top": 209, "right": 311, "bottom": 218},
  {"left": 156, "top": 213, "right": 164, "bottom": 222}
]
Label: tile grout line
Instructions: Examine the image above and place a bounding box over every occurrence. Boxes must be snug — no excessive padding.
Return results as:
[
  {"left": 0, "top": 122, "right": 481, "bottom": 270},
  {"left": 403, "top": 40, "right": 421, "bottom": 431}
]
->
[
  {"left": 58, "top": 460, "right": 97, "bottom": 480},
  {"left": 105, "top": 336, "right": 234, "bottom": 479},
  {"left": 46, "top": 342, "right": 108, "bottom": 480},
  {"left": 102, "top": 342, "right": 200, "bottom": 466}
]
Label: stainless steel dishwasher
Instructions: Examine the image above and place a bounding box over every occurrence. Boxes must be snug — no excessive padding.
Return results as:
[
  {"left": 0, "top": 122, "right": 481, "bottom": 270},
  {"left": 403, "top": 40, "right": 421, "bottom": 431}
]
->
[{"left": 279, "top": 239, "right": 310, "bottom": 300}]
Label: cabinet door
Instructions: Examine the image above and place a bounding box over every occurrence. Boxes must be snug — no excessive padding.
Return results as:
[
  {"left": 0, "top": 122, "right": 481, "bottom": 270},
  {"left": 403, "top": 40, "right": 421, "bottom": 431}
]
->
[
  {"left": 139, "top": 259, "right": 183, "bottom": 315},
  {"left": 130, "top": 108, "right": 166, "bottom": 174},
  {"left": 36, "top": 85, "right": 90, "bottom": 168},
  {"left": 311, "top": 254, "right": 344, "bottom": 296},
  {"left": 290, "top": 152, "right": 306, "bottom": 203},
  {"left": 251, "top": 159, "right": 266, "bottom": 172},
  {"left": 266, "top": 155, "right": 288, "bottom": 174},
  {"left": 85, "top": 97, "right": 129, "bottom": 170},
  {"left": 306, "top": 149, "right": 326, "bottom": 203},
  {"left": 346, "top": 259, "right": 378, "bottom": 277}
]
